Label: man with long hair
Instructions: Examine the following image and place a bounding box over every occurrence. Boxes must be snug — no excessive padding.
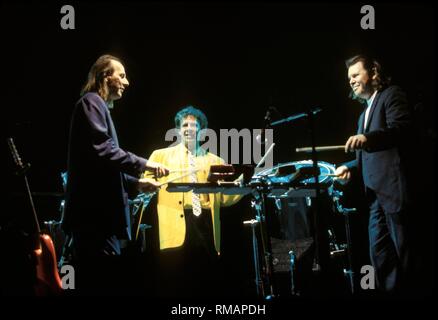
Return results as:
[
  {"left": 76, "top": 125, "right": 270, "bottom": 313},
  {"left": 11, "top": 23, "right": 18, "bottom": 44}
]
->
[
  {"left": 63, "top": 54, "right": 168, "bottom": 294},
  {"left": 335, "top": 55, "right": 412, "bottom": 295}
]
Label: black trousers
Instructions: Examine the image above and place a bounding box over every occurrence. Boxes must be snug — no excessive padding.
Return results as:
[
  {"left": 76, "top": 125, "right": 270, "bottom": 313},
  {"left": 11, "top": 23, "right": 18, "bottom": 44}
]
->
[
  {"left": 367, "top": 188, "right": 410, "bottom": 294},
  {"left": 155, "top": 209, "right": 220, "bottom": 298},
  {"left": 71, "top": 231, "right": 128, "bottom": 295}
]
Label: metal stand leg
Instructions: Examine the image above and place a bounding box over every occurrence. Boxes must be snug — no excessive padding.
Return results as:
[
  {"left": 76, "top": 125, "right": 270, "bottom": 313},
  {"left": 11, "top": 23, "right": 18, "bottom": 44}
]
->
[
  {"left": 288, "top": 250, "right": 297, "bottom": 296},
  {"left": 244, "top": 219, "right": 263, "bottom": 297},
  {"left": 343, "top": 209, "right": 355, "bottom": 294},
  {"left": 332, "top": 188, "right": 356, "bottom": 295},
  {"left": 245, "top": 192, "right": 276, "bottom": 299},
  {"left": 138, "top": 223, "right": 152, "bottom": 253}
]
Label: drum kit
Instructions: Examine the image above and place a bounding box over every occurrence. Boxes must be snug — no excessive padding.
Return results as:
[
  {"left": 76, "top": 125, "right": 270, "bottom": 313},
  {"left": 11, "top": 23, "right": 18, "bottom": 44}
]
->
[
  {"left": 161, "top": 155, "right": 357, "bottom": 298},
  {"left": 250, "top": 159, "right": 354, "bottom": 297}
]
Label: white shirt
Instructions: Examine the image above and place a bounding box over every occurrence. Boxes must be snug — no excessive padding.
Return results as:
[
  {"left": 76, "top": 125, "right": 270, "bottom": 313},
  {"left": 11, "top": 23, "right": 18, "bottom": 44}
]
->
[{"left": 364, "top": 90, "right": 377, "bottom": 130}]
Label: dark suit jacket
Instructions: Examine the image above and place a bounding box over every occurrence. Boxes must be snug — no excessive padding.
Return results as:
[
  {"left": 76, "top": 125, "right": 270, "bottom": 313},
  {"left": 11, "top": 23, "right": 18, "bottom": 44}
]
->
[
  {"left": 63, "top": 92, "right": 147, "bottom": 239},
  {"left": 345, "top": 85, "right": 412, "bottom": 213}
]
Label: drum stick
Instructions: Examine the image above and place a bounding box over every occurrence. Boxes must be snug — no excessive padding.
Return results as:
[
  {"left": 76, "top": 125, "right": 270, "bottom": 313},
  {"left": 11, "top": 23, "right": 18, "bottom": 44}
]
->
[
  {"left": 158, "top": 170, "right": 200, "bottom": 187},
  {"left": 295, "top": 145, "right": 345, "bottom": 153},
  {"left": 169, "top": 169, "right": 198, "bottom": 173},
  {"left": 256, "top": 143, "right": 275, "bottom": 168},
  {"left": 139, "top": 170, "right": 200, "bottom": 188}
]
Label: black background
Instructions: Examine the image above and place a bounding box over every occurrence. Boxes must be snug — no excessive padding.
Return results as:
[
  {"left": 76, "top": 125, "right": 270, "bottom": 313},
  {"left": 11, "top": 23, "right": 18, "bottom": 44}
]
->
[
  {"left": 2, "top": 1, "right": 436, "bottom": 300},
  {"left": 3, "top": 2, "right": 435, "bottom": 192}
]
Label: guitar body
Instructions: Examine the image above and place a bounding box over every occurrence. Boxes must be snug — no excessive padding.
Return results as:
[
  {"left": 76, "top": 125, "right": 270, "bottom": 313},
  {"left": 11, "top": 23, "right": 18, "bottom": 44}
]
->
[
  {"left": 8, "top": 137, "right": 64, "bottom": 296},
  {"left": 34, "top": 234, "right": 64, "bottom": 296}
]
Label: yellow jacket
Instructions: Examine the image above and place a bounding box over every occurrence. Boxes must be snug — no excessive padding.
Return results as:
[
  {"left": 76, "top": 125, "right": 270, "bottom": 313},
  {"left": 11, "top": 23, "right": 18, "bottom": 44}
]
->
[{"left": 144, "top": 143, "right": 242, "bottom": 254}]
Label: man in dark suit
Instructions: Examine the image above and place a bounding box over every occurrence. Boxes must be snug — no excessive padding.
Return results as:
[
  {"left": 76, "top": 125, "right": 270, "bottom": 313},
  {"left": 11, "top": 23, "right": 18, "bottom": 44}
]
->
[
  {"left": 335, "top": 55, "right": 412, "bottom": 294},
  {"left": 63, "top": 54, "right": 168, "bottom": 294}
]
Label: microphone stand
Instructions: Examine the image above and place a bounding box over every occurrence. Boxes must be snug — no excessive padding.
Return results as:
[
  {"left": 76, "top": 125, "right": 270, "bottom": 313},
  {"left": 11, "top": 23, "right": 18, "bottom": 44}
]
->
[
  {"left": 260, "top": 107, "right": 272, "bottom": 153},
  {"left": 306, "top": 110, "right": 326, "bottom": 276},
  {"left": 256, "top": 108, "right": 277, "bottom": 299},
  {"left": 270, "top": 108, "right": 320, "bottom": 127}
]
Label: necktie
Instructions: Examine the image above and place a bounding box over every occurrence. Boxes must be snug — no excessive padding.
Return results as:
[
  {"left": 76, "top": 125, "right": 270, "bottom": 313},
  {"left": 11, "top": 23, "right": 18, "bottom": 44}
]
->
[{"left": 189, "top": 151, "right": 202, "bottom": 217}]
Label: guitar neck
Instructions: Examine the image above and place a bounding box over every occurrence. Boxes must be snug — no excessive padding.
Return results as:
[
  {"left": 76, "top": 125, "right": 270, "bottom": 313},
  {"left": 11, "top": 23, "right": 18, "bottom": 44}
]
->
[
  {"left": 8, "top": 137, "right": 42, "bottom": 242},
  {"left": 23, "top": 175, "right": 42, "bottom": 234}
]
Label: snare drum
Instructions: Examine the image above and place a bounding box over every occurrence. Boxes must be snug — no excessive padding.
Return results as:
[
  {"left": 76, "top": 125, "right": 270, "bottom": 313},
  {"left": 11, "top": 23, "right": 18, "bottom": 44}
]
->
[
  {"left": 291, "top": 160, "right": 336, "bottom": 185},
  {"left": 254, "top": 160, "right": 336, "bottom": 185},
  {"left": 253, "top": 160, "right": 337, "bottom": 242}
]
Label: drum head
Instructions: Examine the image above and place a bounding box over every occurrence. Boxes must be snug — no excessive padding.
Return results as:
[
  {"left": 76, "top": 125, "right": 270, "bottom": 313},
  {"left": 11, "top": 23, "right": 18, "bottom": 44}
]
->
[{"left": 254, "top": 160, "right": 335, "bottom": 184}]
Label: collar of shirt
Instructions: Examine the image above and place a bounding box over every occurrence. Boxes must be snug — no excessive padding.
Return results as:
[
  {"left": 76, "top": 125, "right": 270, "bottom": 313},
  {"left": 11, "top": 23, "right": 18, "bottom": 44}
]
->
[
  {"left": 364, "top": 90, "right": 377, "bottom": 130},
  {"left": 180, "top": 143, "right": 207, "bottom": 157},
  {"left": 366, "top": 90, "right": 377, "bottom": 108}
]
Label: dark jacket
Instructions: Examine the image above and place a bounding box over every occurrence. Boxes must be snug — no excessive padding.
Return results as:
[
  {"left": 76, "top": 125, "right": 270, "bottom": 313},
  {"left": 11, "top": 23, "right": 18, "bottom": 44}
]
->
[
  {"left": 63, "top": 92, "right": 147, "bottom": 239},
  {"left": 345, "top": 85, "right": 412, "bottom": 213}
]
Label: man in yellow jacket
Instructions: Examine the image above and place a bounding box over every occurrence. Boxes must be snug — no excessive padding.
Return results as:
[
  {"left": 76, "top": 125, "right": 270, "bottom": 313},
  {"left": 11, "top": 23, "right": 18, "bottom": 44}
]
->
[{"left": 144, "top": 106, "right": 243, "bottom": 297}]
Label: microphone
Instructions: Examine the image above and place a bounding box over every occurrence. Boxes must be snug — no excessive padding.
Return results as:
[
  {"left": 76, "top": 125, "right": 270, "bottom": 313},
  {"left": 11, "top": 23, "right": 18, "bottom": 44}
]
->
[
  {"left": 310, "top": 107, "right": 322, "bottom": 115},
  {"left": 263, "top": 107, "right": 272, "bottom": 124},
  {"left": 256, "top": 107, "right": 274, "bottom": 145}
]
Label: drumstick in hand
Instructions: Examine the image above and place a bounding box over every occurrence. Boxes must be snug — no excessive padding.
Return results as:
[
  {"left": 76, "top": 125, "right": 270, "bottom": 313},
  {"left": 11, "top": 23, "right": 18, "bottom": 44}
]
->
[
  {"left": 319, "top": 173, "right": 339, "bottom": 177},
  {"left": 169, "top": 169, "right": 201, "bottom": 173},
  {"left": 140, "top": 170, "right": 201, "bottom": 188},
  {"left": 158, "top": 170, "right": 201, "bottom": 186},
  {"left": 295, "top": 145, "right": 345, "bottom": 153}
]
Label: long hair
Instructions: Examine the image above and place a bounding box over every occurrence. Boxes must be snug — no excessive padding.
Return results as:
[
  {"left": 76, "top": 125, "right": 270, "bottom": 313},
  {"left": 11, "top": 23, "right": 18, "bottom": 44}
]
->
[
  {"left": 345, "top": 54, "right": 391, "bottom": 101},
  {"left": 80, "top": 54, "right": 122, "bottom": 100}
]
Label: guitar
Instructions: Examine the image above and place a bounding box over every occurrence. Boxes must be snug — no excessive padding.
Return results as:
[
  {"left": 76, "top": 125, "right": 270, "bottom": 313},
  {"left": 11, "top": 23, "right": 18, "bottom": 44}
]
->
[{"left": 7, "top": 137, "right": 63, "bottom": 296}]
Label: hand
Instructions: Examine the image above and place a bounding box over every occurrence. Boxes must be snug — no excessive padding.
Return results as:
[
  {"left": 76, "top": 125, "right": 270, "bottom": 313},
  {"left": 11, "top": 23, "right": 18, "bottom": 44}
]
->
[
  {"left": 334, "top": 165, "right": 351, "bottom": 183},
  {"left": 138, "top": 178, "right": 161, "bottom": 193},
  {"left": 345, "top": 134, "right": 367, "bottom": 152},
  {"left": 145, "top": 160, "right": 169, "bottom": 178}
]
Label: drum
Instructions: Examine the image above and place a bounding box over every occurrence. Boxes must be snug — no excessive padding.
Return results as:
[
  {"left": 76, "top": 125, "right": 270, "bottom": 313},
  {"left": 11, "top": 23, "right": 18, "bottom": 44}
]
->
[
  {"left": 250, "top": 161, "right": 344, "bottom": 296},
  {"left": 254, "top": 160, "right": 336, "bottom": 185},
  {"left": 253, "top": 160, "right": 337, "bottom": 242}
]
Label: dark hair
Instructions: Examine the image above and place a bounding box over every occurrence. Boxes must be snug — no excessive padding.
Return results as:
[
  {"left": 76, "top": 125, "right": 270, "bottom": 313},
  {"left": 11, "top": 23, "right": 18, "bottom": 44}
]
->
[
  {"left": 80, "top": 54, "right": 123, "bottom": 100},
  {"left": 345, "top": 54, "right": 391, "bottom": 93},
  {"left": 174, "top": 106, "right": 208, "bottom": 130}
]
